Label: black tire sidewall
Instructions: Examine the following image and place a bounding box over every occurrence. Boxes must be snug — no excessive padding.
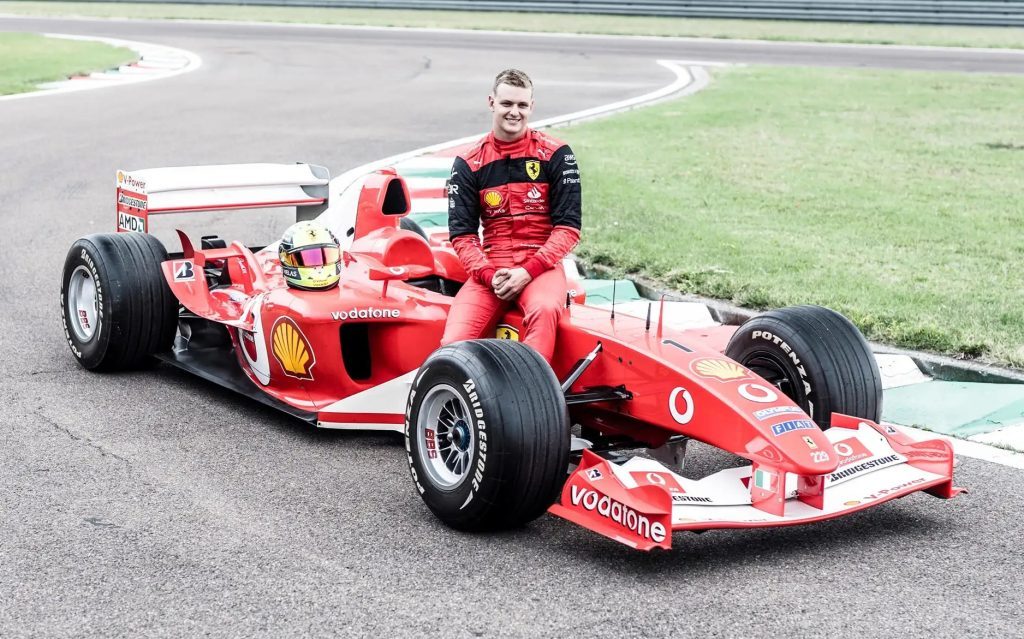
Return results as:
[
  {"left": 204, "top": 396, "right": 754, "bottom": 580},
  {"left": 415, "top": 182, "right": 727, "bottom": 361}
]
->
[
  {"left": 399, "top": 216, "right": 429, "bottom": 241},
  {"left": 60, "top": 233, "right": 176, "bottom": 371},
  {"left": 405, "top": 355, "right": 501, "bottom": 524},
  {"left": 60, "top": 239, "right": 114, "bottom": 370},
  {"left": 727, "top": 319, "right": 824, "bottom": 417},
  {"left": 726, "top": 306, "right": 882, "bottom": 427}
]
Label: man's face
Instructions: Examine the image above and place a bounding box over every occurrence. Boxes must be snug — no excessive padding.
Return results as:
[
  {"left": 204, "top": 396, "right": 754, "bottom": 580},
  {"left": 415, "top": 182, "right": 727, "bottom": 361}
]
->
[{"left": 489, "top": 83, "right": 534, "bottom": 141}]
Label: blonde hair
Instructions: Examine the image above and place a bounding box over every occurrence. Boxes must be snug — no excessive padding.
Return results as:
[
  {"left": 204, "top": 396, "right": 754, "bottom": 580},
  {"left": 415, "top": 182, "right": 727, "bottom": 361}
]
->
[{"left": 492, "top": 69, "right": 533, "bottom": 94}]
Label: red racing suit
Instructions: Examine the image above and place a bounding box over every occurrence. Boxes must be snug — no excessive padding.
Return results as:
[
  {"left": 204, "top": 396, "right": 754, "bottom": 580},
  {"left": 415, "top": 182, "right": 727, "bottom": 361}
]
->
[{"left": 441, "top": 129, "right": 582, "bottom": 362}]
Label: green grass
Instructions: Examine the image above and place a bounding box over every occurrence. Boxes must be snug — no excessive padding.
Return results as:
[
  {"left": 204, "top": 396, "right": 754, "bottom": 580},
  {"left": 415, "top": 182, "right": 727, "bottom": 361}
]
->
[
  {"left": 2, "top": 1, "right": 1023, "bottom": 49},
  {"left": 0, "top": 32, "right": 136, "bottom": 95},
  {"left": 557, "top": 67, "right": 1024, "bottom": 367}
]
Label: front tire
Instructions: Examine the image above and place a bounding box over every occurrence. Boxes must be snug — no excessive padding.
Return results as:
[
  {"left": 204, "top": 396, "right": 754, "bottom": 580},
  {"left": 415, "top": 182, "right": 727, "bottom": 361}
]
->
[
  {"left": 406, "top": 339, "right": 570, "bottom": 531},
  {"left": 60, "top": 232, "right": 178, "bottom": 371},
  {"left": 725, "top": 305, "right": 882, "bottom": 429}
]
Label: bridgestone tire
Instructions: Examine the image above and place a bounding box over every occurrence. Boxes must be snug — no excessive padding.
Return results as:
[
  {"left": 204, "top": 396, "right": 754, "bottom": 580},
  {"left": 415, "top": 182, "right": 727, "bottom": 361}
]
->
[
  {"left": 406, "top": 339, "right": 570, "bottom": 531},
  {"left": 60, "top": 233, "right": 178, "bottom": 371},
  {"left": 725, "top": 305, "right": 882, "bottom": 429}
]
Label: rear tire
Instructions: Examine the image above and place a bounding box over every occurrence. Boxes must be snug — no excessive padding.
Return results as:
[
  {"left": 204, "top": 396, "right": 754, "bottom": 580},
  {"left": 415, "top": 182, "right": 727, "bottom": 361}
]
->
[
  {"left": 400, "top": 216, "right": 429, "bottom": 241},
  {"left": 725, "top": 305, "right": 882, "bottom": 429},
  {"left": 60, "top": 232, "right": 178, "bottom": 371},
  {"left": 406, "top": 339, "right": 570, "bottom": 531}
]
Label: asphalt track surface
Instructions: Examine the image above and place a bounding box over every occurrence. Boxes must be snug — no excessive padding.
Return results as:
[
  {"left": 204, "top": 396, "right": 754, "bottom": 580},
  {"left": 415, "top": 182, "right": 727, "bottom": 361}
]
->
[{"left": 2, "top": 16, "right": 1023, "bottom": 638}]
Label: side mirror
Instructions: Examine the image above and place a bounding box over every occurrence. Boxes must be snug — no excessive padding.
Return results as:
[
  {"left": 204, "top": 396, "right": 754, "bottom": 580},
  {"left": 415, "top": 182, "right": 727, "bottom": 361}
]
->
[{"left": 349, "top": 252, "right": 431, "bottom": 297}]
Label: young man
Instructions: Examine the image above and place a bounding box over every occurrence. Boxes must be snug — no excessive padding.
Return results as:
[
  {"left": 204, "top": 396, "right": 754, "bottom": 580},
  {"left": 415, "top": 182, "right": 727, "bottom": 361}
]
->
[{"left": 441, "top": 68, "right": 582, "bottom": 363}]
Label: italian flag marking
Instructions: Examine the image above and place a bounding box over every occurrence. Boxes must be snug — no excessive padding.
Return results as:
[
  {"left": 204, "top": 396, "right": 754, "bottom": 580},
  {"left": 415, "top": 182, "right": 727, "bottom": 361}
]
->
[{"left": 754, "top": 469, "right": 775, "bottom": 491}]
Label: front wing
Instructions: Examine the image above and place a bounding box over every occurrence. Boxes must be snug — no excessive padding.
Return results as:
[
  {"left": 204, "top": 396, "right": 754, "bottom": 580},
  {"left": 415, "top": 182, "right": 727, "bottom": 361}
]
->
[{"left": 548, "top": 415, "right": 961, "bottom": 551}]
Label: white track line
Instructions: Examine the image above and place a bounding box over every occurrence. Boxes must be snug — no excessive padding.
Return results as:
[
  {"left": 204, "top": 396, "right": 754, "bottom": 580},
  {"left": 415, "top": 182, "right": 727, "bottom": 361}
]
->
[
  {"left": 0, "top": 33, "right": 201, "bottom": 102},
  {"left": 969, "top": 424, "right": 1024, "bottom": 452},
  {"left": 4, "top": 14, "right": 1022, "bottom": 56},
  {"left": 328, "top": 60, "right": 705, "bottom": 197}
]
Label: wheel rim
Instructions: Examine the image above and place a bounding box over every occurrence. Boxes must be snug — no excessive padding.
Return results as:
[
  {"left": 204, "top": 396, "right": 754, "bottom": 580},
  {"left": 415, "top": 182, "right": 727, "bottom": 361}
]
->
[
  {"left": 67, "top": 265, "right": 99, "bottom": 342},
  {"left": 416, "top": 384, "right": 474, "bottom": 489},
  {"left": 745, "top": 351, "right": 804, "bottom": 405}
]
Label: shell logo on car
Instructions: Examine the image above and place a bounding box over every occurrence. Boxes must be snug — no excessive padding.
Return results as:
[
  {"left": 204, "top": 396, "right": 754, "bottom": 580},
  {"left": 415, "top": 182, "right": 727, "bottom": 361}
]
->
[
  {"left": 691, "top": 358, "right": 748, "bottom": 381},
  {"left": 272, "top": 317, "right": 315, "bottom": 380},
  {"left": 115, "top": 170, "right": 146, "bottom": 192}
]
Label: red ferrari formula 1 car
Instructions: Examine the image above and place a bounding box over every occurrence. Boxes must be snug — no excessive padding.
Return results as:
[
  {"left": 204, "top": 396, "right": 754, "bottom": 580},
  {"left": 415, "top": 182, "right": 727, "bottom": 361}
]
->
[{"left": 61, "top": 163, "right": 960, "bottom": 551}]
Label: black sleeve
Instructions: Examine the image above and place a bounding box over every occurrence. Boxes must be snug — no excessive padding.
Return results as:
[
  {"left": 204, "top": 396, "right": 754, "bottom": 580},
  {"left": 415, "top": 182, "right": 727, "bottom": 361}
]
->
[
  {"left": 447, "top": 156, "right": 481, "bottom": 240},
  {"left": 547, "top": 145, "right": 582, "bottom": 230}
]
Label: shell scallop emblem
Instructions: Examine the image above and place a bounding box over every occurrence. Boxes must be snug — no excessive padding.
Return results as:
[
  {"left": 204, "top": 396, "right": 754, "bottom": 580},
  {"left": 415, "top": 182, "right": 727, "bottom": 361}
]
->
[
  {"left": 271, "top": 318, "right": 316, "bottom": 380},
  {"left": 483, "top": 190, "right": 503, "bottom": 208},
  {"left": 691, "top": 358, "right": 748, "bottom": 381}
]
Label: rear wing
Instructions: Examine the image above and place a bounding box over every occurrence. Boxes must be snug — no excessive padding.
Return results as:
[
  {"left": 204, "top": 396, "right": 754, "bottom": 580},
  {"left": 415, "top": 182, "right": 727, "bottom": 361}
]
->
[{"left": 115, "top": 163, "right": 329, "bottom": 233}]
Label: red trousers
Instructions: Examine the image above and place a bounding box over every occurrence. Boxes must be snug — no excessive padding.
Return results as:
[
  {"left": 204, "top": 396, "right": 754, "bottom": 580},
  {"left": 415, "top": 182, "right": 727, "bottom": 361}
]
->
[{"left": 441, "top": 264, "right": 566, "bottom": 362}]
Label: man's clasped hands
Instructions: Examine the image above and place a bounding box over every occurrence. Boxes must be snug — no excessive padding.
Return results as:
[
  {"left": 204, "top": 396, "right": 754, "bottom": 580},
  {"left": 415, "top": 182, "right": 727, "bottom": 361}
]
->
[{"left": 492, "top": 267, "right": 533, "bottom": 301}]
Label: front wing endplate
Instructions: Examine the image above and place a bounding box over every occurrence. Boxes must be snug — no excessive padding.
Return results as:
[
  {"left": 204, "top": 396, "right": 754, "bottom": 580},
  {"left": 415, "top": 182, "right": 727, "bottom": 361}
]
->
[{"left": 549, "top": 418, "right": 961, "bottom": 551}]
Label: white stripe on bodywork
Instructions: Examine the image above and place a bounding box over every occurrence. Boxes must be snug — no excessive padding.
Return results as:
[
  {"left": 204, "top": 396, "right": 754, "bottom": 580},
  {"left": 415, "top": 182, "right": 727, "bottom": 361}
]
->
[
  {"left": 237, "top": 293, "right": 270, "bottom": 385},
  {"left": 317, "top": 370, "right": 417, "bottom": 431},
  {"left": 316, "top": 421, "right": 405, "bottom": 433}
]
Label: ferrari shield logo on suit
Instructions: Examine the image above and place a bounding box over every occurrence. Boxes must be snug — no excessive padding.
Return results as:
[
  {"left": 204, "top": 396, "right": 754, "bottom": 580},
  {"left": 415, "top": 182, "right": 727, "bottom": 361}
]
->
[{"left": 525, "top": 160, "right": 540, "bottom": 180}]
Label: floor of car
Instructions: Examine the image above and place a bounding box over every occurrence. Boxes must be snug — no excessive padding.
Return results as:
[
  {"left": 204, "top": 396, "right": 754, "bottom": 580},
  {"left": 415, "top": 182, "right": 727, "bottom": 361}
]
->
[{"left": 154, "top": 339, "right": 318, "bottom": 425}]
